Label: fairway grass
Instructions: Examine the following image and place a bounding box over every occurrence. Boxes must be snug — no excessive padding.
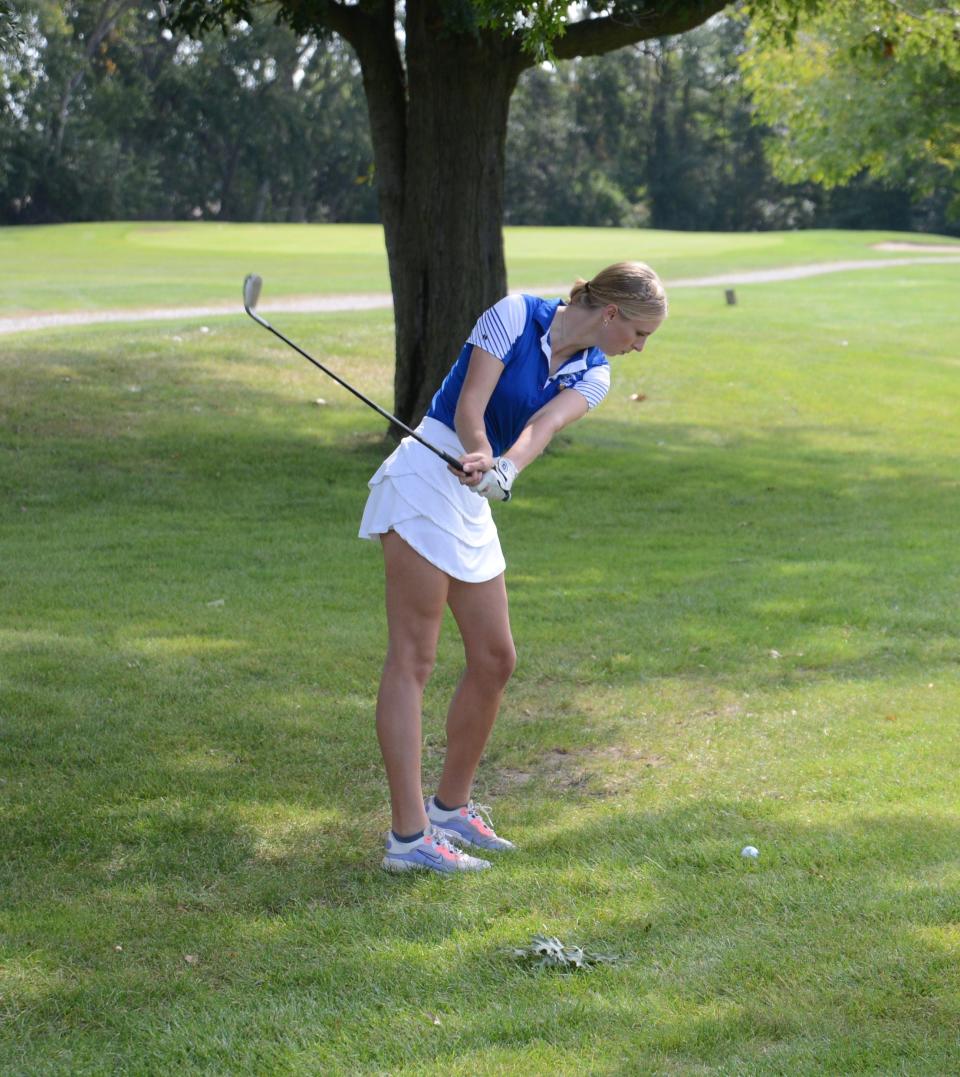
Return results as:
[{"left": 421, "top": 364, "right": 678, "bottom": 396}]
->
[
  {"left": 2, "top": 251, "right": 960, "bottom": 1074},
  {"left": 1, "top": 220, "right": 958, "bottom": 315}
]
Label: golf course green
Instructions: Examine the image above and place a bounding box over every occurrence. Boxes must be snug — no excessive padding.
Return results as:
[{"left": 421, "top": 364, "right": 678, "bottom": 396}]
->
[{"left": 2, "top": 223, "right": 959, "bottom": 1074}]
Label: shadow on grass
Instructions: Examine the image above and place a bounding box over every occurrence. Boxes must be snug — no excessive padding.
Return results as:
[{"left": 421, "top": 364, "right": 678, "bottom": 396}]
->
[
  {"left": 3, "top": 795, "right": 959, "bottom": 1072},
  {"left": 3, "top": 404, "right": 959, "bottom": 820},
  {"left": 4, "top": 338, "right": 960, "bottom": 1067}
]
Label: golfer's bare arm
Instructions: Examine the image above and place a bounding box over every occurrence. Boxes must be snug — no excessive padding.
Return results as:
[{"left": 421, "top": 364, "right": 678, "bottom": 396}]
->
[
  {"left": 504, "top": 389, "right": 588, "bottom": 472},
  {"left": 453, "top": 346, "right": 590, "bottom": 480},
  {"left": 453, "top": 347, "right": 504, "bottom": 484},
  {"left": 454, "top": 344, "right": 590, "bottom": 480}
]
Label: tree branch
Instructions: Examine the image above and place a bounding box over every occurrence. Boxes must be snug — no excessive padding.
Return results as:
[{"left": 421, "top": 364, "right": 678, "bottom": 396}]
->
[
  {"left": 551, "top": 0, "right": 731, "bottom": 61},
  {"left": 313, "top": 0, "right": 364, "bottom": 44}
]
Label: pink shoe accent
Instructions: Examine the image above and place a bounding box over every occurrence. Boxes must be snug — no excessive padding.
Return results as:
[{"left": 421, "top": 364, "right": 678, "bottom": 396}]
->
[{"left": 470, "top": 819, "right": 495, "bottom": 837}]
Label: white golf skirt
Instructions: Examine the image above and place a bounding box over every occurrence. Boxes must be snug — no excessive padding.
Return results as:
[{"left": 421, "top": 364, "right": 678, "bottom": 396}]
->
[{"left": 358, "top": 417, "right": 506, "bottom": 582}]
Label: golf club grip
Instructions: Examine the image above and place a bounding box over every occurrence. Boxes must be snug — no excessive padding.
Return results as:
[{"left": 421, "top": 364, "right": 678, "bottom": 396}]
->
[{"left": 251, "top": 311, "right": 465, "bottom": 472}]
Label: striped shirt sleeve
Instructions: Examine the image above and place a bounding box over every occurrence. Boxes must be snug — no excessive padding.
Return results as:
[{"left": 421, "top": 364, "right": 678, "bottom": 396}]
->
[
  {"left": 466, "top": 294, "right": 526, "bottom": 361},
  {"left": 573, "top": 365, "right": 611, "bottom": 410}
]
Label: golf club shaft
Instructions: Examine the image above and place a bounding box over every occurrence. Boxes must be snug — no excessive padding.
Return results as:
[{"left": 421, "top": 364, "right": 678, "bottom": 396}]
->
[{"left": 244, "top": 305, "right": 465, "bottom": 472}]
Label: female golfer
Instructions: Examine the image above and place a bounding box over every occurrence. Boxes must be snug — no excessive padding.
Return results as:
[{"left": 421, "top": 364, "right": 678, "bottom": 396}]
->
[{"left": 360, "top": 262, "right": 668, "bottom": 873}]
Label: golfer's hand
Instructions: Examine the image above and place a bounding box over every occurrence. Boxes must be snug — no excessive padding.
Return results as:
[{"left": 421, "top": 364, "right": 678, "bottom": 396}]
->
[
  {"left": 453, "top": 452, "right": 494, "bottom": 487},
  {"left": 473, "top": 457, "right": 517, "bottom": 502}
]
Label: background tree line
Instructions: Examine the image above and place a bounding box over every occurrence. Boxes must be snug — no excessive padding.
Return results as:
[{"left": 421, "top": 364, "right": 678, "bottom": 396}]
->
[
  {"left": 1, "top": 0, "right": 956, "bottom": 234},
  {"left": 504, "top": 18, "right": 954, "bottom": 234},
  {"left": 1, "top": 1, "right": 378, "bottom": 225}
]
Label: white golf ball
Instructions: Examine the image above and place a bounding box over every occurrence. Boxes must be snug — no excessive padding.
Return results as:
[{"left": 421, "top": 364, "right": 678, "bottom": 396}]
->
[{"left": 741, "top": 845, "right": 760, "bottom": 859}]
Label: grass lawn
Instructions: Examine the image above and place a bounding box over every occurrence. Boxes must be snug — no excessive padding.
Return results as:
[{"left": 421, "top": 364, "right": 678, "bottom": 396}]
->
[
  {"left": 1, "top": 232, "right": 960, "bottom": 1073},
  {"left": 1, "top": 220, "right": 958, "bottom": 315}
]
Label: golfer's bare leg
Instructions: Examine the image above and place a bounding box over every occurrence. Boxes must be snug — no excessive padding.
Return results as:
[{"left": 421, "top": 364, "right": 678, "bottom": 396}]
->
[
  {"left": 378, "top": 532, "right": 448, "bottom": 835},
  {"left": 436, "top": 572, "right": 516, "bottom": 808}
]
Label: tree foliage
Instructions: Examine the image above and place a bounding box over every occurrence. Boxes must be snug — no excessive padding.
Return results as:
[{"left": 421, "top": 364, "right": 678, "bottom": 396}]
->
[
  {"left": 741, "top": 0, "right": 960, "bottom": 211},
  {"left": 0, "top": 0, "right": 24, "bottom": 51},
  {"left": 0, "top": 0, "right": 375, "bottom": 223},
  {"left": 3, "top": 5, "right": 955, "bottom": 230},
  {"left": 504, "top": 18, "right": 954, "bottom": 233}
]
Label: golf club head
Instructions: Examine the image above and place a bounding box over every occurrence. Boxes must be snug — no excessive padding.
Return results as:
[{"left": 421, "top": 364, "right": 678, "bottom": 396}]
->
[{"left": 243, "top": 273, "right": 263, "bottom": 312}]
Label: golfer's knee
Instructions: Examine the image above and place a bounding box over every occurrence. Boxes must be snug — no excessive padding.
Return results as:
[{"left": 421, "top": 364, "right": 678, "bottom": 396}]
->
[
  {"left": 386, "top": 645, "right": 437, "bottom": 689},
  {"left": 469, "top": 639, "right": 516, "bottom": 686}
]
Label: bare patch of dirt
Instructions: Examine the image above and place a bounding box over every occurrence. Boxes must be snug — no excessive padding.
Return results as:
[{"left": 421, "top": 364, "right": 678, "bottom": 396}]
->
[{"left": 488, "top": 745, "right": 668, "bottom": 797}]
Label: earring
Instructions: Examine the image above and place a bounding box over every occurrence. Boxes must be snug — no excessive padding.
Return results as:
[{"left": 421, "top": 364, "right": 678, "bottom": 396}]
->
[{"left": 601, "top": 318, "right": 609, "bottom": 328}]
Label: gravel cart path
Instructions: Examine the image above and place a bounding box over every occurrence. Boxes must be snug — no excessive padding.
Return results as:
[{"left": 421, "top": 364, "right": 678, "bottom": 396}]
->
[{"left": 2, "top": 252, "right": 958, "bottom": 337}]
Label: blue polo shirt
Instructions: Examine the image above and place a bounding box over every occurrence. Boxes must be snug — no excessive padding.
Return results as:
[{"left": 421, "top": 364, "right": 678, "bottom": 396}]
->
[{"left": 426, "top": 294, "right": 610, "bottom": 457}]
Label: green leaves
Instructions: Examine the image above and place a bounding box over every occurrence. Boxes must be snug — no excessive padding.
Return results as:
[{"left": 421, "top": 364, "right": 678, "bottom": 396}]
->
[
  {"left": 160, "top": 0, "right": 255, "bottom": 36},
  {"left": 0, "top": 1, "right": 376, "bottom": 225},
  {"left": 473, "top": 0, "right": 569, "bottom": 60},
  {"left": 0, "top": 0, "right": 25, "bottom": 52},
  {"left": 740, "top": 0, "right": 960, "bottom": 207}
]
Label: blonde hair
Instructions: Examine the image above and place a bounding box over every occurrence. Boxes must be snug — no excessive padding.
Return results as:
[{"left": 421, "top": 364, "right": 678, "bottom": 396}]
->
[{"left": 569, "top": 261, "right": 668, "bottom": 321}]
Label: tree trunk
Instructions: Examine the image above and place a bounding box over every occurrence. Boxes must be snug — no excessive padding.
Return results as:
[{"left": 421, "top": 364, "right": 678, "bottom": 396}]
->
[
  {"left": 342, "top": 0, "right": 524, "bottom": 428},
  {"left": 288, "top": 187, "right": 307, "bottom": 222},
  {"left": 253, "top": 176, "right": 271, "bottom": 221},
  {"left": 648, "top": 41, "right": 674, "bottom": 230},
  {"left": 391, "top": 9, "right": 524, "bottom": 425}
]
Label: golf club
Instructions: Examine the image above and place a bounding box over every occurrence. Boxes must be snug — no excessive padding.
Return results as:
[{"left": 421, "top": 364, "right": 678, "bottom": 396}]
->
[{"left": 242, "top": 274, "right": 465, "bottom": 472}]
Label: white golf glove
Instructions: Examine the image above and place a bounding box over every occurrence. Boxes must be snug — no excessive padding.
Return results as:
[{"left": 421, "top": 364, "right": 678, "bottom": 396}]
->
[{"left": 473, "top": 457, "right": 518, "bottom": 502}]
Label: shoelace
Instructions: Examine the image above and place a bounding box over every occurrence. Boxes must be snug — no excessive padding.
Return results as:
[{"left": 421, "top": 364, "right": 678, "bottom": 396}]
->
[
  {"left": 466, "top": 802, "right": 495, "bottom": 831},
  {"left": 429, "top": 828, "right": 464, "bottom": 857}
]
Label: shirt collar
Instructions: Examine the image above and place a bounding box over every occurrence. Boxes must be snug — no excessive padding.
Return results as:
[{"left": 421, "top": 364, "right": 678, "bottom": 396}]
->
[
  {"left": 537, "top": 297, "right": 566, "bottom": 365},
  {"left": 535, "top": 297, "right": 590, "bottom": 378},
  {"left": 531, "top": 296, "right": 563, "bottom": 335}
]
